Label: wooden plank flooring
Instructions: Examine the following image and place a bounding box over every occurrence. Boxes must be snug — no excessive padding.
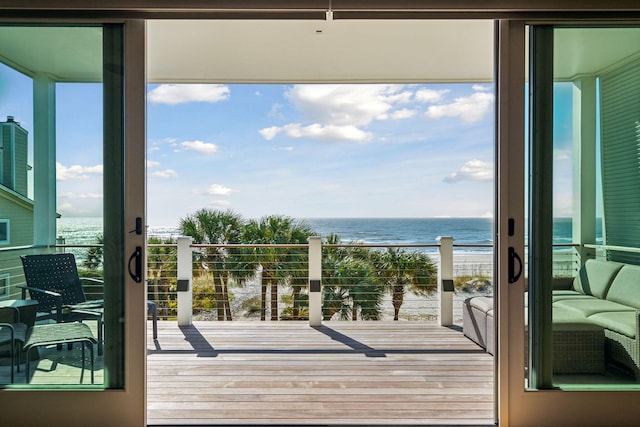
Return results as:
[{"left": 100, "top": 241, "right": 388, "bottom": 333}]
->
[{"left": 147, "top": 321, "right": 494, "bottom": 426}]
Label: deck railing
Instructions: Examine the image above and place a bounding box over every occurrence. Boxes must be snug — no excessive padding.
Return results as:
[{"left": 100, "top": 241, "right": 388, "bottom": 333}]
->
[{"left": 0, "top": 239, "right": 581, "bottom": 324}]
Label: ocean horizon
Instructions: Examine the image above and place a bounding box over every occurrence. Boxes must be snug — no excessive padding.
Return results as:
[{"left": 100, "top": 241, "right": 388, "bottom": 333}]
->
[{"left": 57, "top": 216, "right": 601, "bottom": 249}]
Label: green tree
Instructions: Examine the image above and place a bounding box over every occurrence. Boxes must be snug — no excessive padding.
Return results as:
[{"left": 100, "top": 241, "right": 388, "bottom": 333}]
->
[
  {"left": 322, "top": 234, "right": 383, "bottom": 320},
  {"left": 372, "top": 248, "right": 436, "bottom": 321},
  {"left": 83, "top": 233, "right": 104, "bottom": 271},
  {"left": 147, "top": 236, "right": 178, "bottom": 318},
  {"left": 242, "top": 215, "right": 314, "bottom": 321},
  {"left": 179, "top": 209, "right": 245, "bottom": 321}
]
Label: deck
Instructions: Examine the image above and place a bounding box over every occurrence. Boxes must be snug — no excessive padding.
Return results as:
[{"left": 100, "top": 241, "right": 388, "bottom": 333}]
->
[{"left": 147, "top": 321, "right": 495, "bottom": 426}]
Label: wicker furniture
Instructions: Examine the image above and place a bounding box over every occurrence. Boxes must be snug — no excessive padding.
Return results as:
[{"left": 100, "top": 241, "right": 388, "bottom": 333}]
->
[{"left": 463, "top": 259, "right": 640, "bottom": 379}]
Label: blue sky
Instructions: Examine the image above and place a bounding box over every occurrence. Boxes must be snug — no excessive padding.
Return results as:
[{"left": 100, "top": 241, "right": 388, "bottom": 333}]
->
[
  {"left": 145, "top": 83, "right": 496, "bottom": 226},
  {"left": 1, "top": 60, "right": 580, "bottom": 228}
]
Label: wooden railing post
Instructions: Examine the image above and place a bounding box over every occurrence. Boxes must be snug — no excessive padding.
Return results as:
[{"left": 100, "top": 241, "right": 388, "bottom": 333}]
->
[
  {"left": 177, "top": 236, "right": 193, "bottom": 326},
  {"left": 437, "top": 236, "right": 454, "bottom": 326},
  {"left": 308, "top": 236, "right": 322, "bottom": 327}
]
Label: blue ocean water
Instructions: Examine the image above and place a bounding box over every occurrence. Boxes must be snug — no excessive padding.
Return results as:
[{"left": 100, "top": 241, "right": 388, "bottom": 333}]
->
[
  {"left": 58, "top": 216, "right": 600, "bottom": 250},
  {"left": 302, "top": 217, "right": 493, "bottom": 246}
]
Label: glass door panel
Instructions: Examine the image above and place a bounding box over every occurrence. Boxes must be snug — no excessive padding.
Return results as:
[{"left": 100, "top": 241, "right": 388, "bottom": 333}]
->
[
  {"left": 527, "top": 25, "right": 640, "bottom": 391},
  {"left": 0, "top": 21, "right": 145, "bottom": 427}
]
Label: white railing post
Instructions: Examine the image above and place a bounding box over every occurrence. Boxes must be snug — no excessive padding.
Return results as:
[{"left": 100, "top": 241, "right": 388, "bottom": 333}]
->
[
  {"left": 177, "top": 236, "right": 193, "bottom": 326},
  {"left": 308, "top": 236, "right": 322, "bottom": 327},
  {"left": 437, "top": 236, "right": 454, "bottom": 326}
]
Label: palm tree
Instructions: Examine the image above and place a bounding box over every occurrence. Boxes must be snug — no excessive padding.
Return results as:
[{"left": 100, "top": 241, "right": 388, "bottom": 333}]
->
[
  {"left": 179, "top": 209, "right": 245, "bottom": 321},
  {"left": 83, "top": 233, "right": 104, "bottom": 271},
  {"left": 372, "top": 248, "right": 436, "bottom": 321},
  {"left": 322, "top": 234, "right": 383, "bottom": 320},
  {"left": 242, "top": 215, "right": 314, "bottom": 321}
]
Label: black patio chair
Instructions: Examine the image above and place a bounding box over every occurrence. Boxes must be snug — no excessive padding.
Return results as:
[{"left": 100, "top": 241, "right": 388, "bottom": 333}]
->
[
  {"left": 0, "top": 306, "right": 27, "bottom": 384},
  {"left": 20, "top": 253, "right": 104, "bottom": 355}
]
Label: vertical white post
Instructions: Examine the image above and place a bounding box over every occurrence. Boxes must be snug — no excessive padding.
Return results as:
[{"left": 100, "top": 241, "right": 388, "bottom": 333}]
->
[
  {"left": 437, "top": 236, "right": 454, "bottom": 326},
  {"left": 33, "top": 75, "right": 57, "bottom": 247},
  {"left": 177, "top": 236, "right": 193, "bottom": 326},
  {"left": 308, "top": 236, "right": 322, "bottom": 327},
  {"left": 572, "top": 76, "right": 597, "bottom": 267}
]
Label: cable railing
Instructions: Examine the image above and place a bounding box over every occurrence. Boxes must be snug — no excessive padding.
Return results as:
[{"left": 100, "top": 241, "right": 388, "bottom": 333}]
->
[{"left": 0, "top": 240, "right": 586, "bottom": 323}]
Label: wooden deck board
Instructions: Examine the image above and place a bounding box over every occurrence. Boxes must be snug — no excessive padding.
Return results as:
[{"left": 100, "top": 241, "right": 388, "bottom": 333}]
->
[{"left": 147, "top": 321, "right": 494, "bottom": 426}]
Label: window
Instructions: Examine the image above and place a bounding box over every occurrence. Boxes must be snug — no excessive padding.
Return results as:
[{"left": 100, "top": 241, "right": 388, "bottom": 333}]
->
[{"left": 0, "top": 219, "right": 8, "bottom": 244}]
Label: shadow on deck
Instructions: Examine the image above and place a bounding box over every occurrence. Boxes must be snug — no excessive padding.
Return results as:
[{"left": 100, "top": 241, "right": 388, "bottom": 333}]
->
[{"left": 147, "top": 321, "right": 495, "bottom": 426}]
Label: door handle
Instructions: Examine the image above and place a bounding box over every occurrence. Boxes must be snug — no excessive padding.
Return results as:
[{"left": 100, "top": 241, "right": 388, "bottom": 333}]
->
[
  {"left": 508, "top": 247, "right": 523, "bottom": 284},
  {"left": 128, "top": 246, "right": 142, "bottom": 283}
]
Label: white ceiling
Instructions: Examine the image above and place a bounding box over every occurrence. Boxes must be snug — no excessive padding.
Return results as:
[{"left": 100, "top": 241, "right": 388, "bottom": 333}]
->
[
  {"left": 146, "top": 19, "right": 494, "bottom": 83},
  {"left": 1, "top": 22, "right": 640, "bottom": 83}
]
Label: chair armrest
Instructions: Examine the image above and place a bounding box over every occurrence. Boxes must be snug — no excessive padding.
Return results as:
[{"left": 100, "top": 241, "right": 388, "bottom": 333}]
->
[
  {"left": 18, "top": 285, "right": 62, "bottom": 299},
  {"left": 18, "top": 285, "right": 63, "bottom": 322},
  {"left": 79, "top": 277, "right": 104, "bottom": 285}
]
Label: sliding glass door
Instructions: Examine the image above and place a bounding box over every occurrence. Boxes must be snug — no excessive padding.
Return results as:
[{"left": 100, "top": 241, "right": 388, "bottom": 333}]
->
[
  {"left": 498, "top": 22, "right": 640, "bottom": 426},
  {"left": 0, "top": 21, "right": 146, "bottom": 425}
]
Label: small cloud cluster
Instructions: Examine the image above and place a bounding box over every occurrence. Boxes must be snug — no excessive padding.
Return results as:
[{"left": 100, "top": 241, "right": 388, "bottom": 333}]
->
[
  {"left": 148, "top": 84, "right": 230, "bottom": 105},
  {"left": 56, "top": 162, "right": 103, "bottom": 181},
  {"left": 443, "top": 159, "right": 493, "bottom": 183},
  {"left": 147, "top": 159, "right": 178, "bottom": 179},
  {"left": 192, "top": 183, "right": 238, "bottom": 208},
  {"left": 426, "top": 85, "right": 494, "bottom": 123},
  {"left": 180, "top": 140, "right": 218, "bottom": 154}
]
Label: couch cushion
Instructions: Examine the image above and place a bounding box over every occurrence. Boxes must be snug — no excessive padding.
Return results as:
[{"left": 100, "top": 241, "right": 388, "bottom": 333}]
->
[
  {"left": 552, "top": 290, "right": 594, "bottom": 302},
  {"left": 467, "top": 296, "right": 494, "bottom": 313},
  {"left": 605, "top": 264, "right": 640, "bottom": 309},
  {"left": 553, "top": 298, "right": 634, "bottom": 317},
  {"left": 572, "top": 259, "right": 624, "bottom": 298},
  {"left": 588, "top": 311, "right": 637, "bottom": 338}
]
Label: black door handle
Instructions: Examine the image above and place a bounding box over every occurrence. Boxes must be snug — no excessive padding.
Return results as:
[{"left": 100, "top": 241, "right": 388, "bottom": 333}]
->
[
  {"left": 128, "top": 246, "right": 142, "bottom": 283},
  {"left": 508, "top": 247, "right": 523, "bottom": 284}
]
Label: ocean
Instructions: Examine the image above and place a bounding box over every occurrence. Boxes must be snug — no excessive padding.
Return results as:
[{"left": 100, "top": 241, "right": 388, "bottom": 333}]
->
[{"left": 57, "top": 216, "right": 600, "bottom": 252}]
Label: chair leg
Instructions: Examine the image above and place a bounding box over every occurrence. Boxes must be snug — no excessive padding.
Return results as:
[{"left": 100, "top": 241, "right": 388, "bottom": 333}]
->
[
  {"left": 98, "top": 317, "right": 103, "bottom": 356},
  {"left": 89, "top": 341, "right": 94, "bottom": 384}
]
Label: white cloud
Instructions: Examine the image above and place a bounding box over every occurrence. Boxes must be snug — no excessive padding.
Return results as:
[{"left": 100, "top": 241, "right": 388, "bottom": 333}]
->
[
  {"left": 472, "top": 84, "right": 491, "bottom": 92},
  {"left": 281, "top": 123, "right": 372, "bottom": 142},
  {"left": 206, "top": 184, "right": 237, "bottom": 196},
  {"left": 426, "top": 91, "right": 494, "bottom": 123},
  {"left": 148, "top": 84, "right": 230, "bottom": 105},
  {"left": 59, "top": 191, "right": 103, "bottom": 199},
  {"left": 415, "top": 88, "right": 449, "bottom": 103},
  {"left": 391, "top": 108, "right": 417, "bottom": 120},
  {"left": 259, "top": 126, "right": 282, "bottom": 141},
  {"left": 273, "top": 146, "right": 294, "bottom": 152},
  {"left": 147, "top": 160, "right": 160, "bottom": 168},
  {"left": 443, "top": 160, "right": 493, "bottom": 183},
  {"left": 56, "top": 162, "right": 103, "bottom": 181},
  {"left": 180, "top": 140, "right": 219, "bottom": 154},
  {"left": 286, "top": 84, "right": 411, "bottom": 127},
  {"left": 151, "top": 169, "right": 178, "bottom": 179}
]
